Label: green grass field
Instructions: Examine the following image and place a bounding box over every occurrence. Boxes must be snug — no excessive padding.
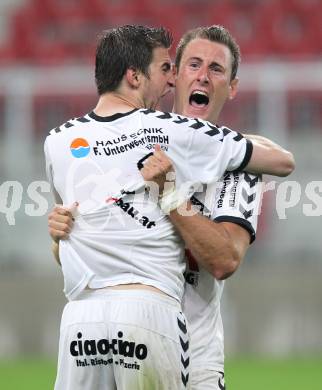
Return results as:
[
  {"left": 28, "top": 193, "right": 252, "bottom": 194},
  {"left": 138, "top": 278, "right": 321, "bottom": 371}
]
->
[
  {"left": 226, "top": 357, "right": 322, "bottom": 390},
  {"left": 0, "top": 357, "right": 321, "bottom": 389}
]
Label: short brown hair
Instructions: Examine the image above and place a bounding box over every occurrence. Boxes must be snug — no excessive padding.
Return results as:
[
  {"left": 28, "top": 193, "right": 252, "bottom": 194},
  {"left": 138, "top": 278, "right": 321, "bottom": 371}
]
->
[
  {"left": 95, "top": 25, "right": 173, "bottom": 95},
  {"left": 175, "top": 25, "right": 240, "bottom": 80}
]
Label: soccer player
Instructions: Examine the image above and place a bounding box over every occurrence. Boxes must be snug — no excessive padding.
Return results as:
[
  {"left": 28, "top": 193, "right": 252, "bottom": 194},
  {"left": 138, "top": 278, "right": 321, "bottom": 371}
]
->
[
  {"left": 172, "top": 26, "right": 263, "bottom": 390},
  {"left": 46, "top": 25, "right": 294, "bottom": 390},
  {"left": 149, "top": 25, "right": 292, "bottom": 390}
]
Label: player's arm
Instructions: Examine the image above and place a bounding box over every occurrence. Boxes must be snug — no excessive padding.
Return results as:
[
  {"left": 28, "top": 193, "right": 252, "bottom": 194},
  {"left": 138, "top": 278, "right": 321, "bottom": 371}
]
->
[
  {"left": 52, "top": 241, "right": 61, "bottom": 266},
  {"left": 171, "top": 171, "right": 261, "bottom": 279},
  {"left": 48, "top": 206, "right": 76, "bottom": 266},
  {"left": 215, "top": 222, "right": 250, "bottom": 277},
  {"left": 140, "top": 146, "right": 259, "bottom": 278},
  {"left": 169, "top": 207, "right": 249, "bottom": 279},
  {"left": 185, "top": 122, "right": 294, "bottom": 182},
  {"left": 243, "top": 134, "right": 295, "bottom": 177}
]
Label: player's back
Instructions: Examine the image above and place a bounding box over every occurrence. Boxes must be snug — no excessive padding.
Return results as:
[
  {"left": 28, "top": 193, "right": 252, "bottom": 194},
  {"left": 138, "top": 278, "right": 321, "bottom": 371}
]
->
[{"left": 45, "top": 108, "right": 250, "bottom": 302}]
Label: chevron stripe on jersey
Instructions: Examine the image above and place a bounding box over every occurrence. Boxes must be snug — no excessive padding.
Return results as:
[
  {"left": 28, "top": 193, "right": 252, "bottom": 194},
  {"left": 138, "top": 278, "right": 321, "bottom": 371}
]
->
[
  {"left": 244, "top": 172, "right": 260, "bottom": 187},
  {"left": 177, "top": 311, "right": 190, "bottom": 388},
  {"left": 214, "top": 171, "right": 262, "bottom": 243},
  {"left": 190, "top": 193, "right": 211, "bottom": 218},
  {"left": 218, "top": 371, "right": 226, "bottom": 390},
  {"left": 140, "top": 109, "right": 244, "bottom": 144},
  {"left": 173, "top": 115, "right": 189, "bottom": 124},
  {"left": 50, "top": 115, "right": 92, "bottom": 135}
]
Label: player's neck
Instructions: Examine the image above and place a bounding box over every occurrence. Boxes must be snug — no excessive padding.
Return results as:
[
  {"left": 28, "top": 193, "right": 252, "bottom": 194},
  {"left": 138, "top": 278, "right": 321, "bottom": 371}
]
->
[{"left": 94, "top": 92, "right": 141, "bottom": 117}]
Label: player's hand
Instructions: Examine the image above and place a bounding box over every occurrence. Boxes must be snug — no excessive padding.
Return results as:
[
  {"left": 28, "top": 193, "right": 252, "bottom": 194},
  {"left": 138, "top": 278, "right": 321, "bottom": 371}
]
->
[
  {"left": 48, "top": 202, "right": 78, "bottom": 243},
  {"left": 140, "top": 144, "right": 175, "bottom": 194}
]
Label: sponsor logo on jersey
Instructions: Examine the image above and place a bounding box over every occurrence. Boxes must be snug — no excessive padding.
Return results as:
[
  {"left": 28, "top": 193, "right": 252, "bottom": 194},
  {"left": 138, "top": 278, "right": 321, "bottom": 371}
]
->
[
  {"left": 217, "top": 172, "right": 231, "bottom": 208},
  {"left": 229, "top": 172, "right": 240, "bottom": 207},
  {"left": 108, "top": 197, "right": 156, "bottom": 229},
  {"left": 93, "top": 129, "right": 169, "bottom": 156},
  {"left": 70, "top": 331, "right": 148, "bottom": 360},
  {"left": 70, "top": 138, "right": 90, "bottom": 158}
]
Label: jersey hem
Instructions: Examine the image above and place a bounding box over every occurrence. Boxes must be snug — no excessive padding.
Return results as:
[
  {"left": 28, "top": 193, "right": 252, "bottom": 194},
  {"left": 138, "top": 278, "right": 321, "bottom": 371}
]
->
[
  {"left": 87, "top": 278, "right": 181, "bottom": 303},
  {"left": 214, "top": 215, "right": 256, "bottom": 243},
  {"left": 238, "top": 138, "right": 253, "bottom": 171},
  {"left": 65, "top": 273, "right": 95, "bottom": 301}
]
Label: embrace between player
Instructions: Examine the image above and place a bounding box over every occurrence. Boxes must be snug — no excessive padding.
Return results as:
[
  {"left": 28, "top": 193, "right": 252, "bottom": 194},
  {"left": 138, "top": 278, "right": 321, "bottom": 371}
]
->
[{"left": 46, "top": 25, "right": 294, "bottom": 390}]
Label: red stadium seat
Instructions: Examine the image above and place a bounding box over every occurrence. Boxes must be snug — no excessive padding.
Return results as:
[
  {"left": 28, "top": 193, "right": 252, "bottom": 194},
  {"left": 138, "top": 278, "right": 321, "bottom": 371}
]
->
[
  {"left": 1, "top": 0, "right": 321, "bottom": 63},
  {"left": 10, "top": 6, "right": 38, "bottom": 60},
  {"left": 202, "top": 2, "right": 270, "bottom": 59},
  {"left": 0, "top": 46, "right": 16, "bottom": 63},
  {"left": 31, "top": 0, "right": 90, "bottom": 20},
  {"left": 147, "top": 4, "right": 190, "bottom": 44},
  {"left": 259, "top": 0, "right": 321, "bottom": 58},
  {"left": 10, "top": 1, "right": 97, "bottom": 63}
]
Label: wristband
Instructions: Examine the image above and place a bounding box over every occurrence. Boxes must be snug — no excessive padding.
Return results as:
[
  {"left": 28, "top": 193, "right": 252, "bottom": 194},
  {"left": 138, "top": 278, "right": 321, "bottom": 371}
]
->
[
  {"left": 159, "top": 188, "right": 186, "bottom": 214},
  {"left": 159, "top": 182, "right": 196, "bottom": 214}
]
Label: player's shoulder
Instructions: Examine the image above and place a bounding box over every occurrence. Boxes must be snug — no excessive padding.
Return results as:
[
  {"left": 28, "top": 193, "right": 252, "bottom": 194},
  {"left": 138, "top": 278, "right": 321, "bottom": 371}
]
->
[
  {"left": 140, "top": 109, "right": 221, "bottom": 132},
  {"left": 47, "top": 114, "right": 93, "bottom": 137},
  {"left": 139, "top": 109, "right": 245, "bottom": 142}
]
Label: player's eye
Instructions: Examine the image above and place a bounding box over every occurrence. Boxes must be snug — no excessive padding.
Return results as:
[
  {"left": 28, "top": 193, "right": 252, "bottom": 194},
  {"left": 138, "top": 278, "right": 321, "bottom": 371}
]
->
[
  {"left": 210, "top": 64, "right": 223, "bottom": 73},
  {"left": 189, "top": 62, "right": 200, "bottom": 69},
  {"left": 162, "top": 64, "right": 171, "bottom": 73}
]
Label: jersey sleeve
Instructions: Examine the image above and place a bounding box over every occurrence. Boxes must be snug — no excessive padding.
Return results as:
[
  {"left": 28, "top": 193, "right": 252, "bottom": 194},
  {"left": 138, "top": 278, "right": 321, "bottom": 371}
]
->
[
  {"left": 44, "top": 137, "right": 63, "bottom": 204},
  {"left": 186, "top": 123, "right": 253, "bottom": 184},
  {"left": 212, "top": 171, "right": 262, "bottom": 243}
]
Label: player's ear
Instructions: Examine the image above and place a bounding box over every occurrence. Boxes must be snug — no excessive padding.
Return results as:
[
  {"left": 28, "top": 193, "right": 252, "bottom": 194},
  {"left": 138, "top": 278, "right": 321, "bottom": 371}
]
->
[
  {"left": 125, "top": 67, "right": 141, "bottom": 89},
  {"left": 228, "top": 77, "right": 239, "bottom": 100}
]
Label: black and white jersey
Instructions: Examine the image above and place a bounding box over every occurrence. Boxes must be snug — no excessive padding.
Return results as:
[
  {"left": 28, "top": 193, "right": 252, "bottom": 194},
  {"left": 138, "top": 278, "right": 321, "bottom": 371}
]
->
[
  {"left": 44, "top": 109, "right": 253, "bottom": 301},
  {"left": 183, "top": 171, "right": 262, "bottom": 371}
]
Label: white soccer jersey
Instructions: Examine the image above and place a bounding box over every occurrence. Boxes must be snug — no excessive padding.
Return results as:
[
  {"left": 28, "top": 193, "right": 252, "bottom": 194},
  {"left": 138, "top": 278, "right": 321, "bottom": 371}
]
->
[
  {"left": 182, "top": 171, "right": 262, "bottom": 372},
  {"left": 44, "top": 109, "right": 253, "bottom": 302}
]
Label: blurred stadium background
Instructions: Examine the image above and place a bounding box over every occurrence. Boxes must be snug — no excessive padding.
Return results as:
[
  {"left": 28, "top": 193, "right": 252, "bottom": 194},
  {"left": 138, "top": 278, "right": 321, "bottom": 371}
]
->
[{"left": 0, "top": 0, "right": 322, "bottom": 388}]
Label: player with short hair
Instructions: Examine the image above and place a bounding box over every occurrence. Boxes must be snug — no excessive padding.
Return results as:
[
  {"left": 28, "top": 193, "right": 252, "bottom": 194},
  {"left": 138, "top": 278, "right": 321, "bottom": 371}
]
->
[
  {"left": 170, "top": 25, "right": 280, "bottom": 389},
  {"left": 46, "top": 25, "right": 294, "bottom": 390}
]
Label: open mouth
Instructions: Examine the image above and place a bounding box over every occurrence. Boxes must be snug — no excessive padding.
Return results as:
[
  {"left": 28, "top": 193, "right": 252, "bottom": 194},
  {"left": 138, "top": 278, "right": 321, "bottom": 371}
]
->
[{"left": 189, "top": 91, "right": 209, "bottom": 108}]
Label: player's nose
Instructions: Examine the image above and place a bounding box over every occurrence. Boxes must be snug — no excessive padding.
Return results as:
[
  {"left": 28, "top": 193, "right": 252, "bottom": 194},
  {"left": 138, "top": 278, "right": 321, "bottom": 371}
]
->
[
  {"left": 197, "top": 67, "right": 209, "bottom": 85},
  {"left": 167, "top": 69, "right": 175, "bottom": 88}
]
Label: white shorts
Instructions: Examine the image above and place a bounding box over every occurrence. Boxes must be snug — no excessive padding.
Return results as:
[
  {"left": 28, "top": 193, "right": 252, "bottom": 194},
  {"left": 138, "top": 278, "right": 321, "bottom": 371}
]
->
[
  {"left": 54, "top": 289, "right": 190, "bottom": 390},
  {"left": 191, "top": 369, "right": 225, "bottom": 390}
]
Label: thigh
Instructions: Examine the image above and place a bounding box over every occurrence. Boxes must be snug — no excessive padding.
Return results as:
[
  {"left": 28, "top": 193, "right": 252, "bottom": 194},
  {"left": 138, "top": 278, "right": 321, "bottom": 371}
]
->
[
  {"left": 54, "top": 301, "right": 116, "bottom": 390},
  {"left": 191, "top": 369, "right": 225, "bottom": 390}
]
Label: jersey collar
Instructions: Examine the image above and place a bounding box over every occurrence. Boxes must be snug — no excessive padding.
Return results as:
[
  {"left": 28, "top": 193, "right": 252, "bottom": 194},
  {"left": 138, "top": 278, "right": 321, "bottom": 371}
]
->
[{"left": 88, "top": 109, "right": 138, "bottom": 122}]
